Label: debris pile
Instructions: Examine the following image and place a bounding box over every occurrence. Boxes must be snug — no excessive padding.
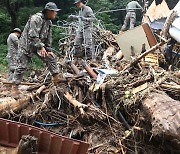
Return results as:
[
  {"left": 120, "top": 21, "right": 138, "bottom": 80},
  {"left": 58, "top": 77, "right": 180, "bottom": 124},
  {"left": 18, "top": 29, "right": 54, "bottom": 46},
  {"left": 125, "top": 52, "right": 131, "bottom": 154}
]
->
[{"left": 0, "top": 5, "right": 180, "bottom": 154}]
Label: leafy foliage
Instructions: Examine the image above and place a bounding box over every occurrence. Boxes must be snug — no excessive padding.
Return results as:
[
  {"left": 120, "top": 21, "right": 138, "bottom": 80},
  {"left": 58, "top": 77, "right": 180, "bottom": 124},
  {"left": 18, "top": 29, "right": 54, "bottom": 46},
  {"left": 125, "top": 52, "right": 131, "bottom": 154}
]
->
[
  {"left": 0, "top": 9, "right": 11, "bottom": 44},
  {"left": 0, "top": 0, "right": 179, "bottom": 71},
  {"left": 0, "top": 44, "right": 8, "bottom": 66}
]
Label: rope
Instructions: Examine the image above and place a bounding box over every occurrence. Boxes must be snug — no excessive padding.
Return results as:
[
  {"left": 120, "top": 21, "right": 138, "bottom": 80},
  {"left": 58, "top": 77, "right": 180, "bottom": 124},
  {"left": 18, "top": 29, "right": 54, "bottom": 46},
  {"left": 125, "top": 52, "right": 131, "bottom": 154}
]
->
[{"left": 95, "top": 8, "right": 142, "bottom": 14}]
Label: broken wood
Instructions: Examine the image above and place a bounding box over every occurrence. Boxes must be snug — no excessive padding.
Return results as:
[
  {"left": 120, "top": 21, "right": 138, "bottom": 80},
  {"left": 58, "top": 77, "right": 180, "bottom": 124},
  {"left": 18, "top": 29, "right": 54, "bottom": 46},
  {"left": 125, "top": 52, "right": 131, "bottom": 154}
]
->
[
  {"left": 160, "top": 83, "right": 180, "bottom": 91},
  {"left": 35, "top": 85, "right": 46, "bottom": 95},
  {"left": 64, "top": 92, "right": 88, "bottom": 115},
  {"left": 125, "top": 75, "right": 152, "bottom": 87},
  {"left": 132, "top": 82, "right": 148, "bottom": 94},
  {"left": 0, "top": 95, "right": 30, "bottom": 117},
  {"left": 122, "top": 41, "right": 167, "bottom": 72},
  {"left": 115, "top": 50, "right": 123, "bottom": 60},
  {"left": 161, "top": 10, "right": 178, "bottom": 39},
  {"left": 88, "top": 143, "right": 104, "bottom": 152},
  {"left": 71, "top": 62, "right": 80, "bottom": 75},
  {"left": 2, "top": 81, "right": 40, "bottom": 86}
]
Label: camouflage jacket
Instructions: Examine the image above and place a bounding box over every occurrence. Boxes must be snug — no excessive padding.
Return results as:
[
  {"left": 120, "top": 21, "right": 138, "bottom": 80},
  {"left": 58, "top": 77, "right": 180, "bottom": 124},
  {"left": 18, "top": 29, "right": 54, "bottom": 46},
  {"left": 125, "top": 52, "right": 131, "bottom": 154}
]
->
[
  {"left": 7, "top": 33, "right": 19, "bottom": 58},
  {"left": 78, "top": 5, "right": 95, "bottom": 31},
  {"left": 19, "top": 12, "right": 52, "bottom": 56},
  {"left": 126, "top": 1, "right": 143, "bottom": 12}
]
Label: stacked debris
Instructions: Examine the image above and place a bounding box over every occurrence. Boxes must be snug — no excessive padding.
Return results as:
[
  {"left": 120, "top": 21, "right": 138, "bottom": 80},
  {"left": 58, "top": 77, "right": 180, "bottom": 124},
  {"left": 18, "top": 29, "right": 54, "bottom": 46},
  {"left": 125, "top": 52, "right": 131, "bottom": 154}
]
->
[{"left": 0, "top": 4, "right": 180, "bottom": 153}]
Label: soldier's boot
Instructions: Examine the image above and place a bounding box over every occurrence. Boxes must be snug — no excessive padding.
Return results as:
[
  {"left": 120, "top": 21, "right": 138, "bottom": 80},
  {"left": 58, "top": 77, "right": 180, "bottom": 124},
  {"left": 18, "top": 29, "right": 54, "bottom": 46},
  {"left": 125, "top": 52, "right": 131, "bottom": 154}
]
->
[
  {"left": 52, "top": 73, "right": 62, "bottom": 85},
  {"left": 11, "top": 84, "right": 20, "bottom": 97}
]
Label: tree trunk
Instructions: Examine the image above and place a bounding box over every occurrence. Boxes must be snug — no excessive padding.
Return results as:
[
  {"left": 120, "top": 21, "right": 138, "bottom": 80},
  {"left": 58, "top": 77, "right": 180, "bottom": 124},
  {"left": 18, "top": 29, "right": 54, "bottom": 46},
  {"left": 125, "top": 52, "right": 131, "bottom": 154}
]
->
[
  {"left": 142, "top": 93, "right": 180, "bottom": 141},
  {"left": 6, "top": 0, "right": 19, "bottom": 29},
  {"left": 0, "top": 95, "right": 30, "bottom": 117},
  {"left": 10, "top": 13, "right": 18, "bottom": 29}
]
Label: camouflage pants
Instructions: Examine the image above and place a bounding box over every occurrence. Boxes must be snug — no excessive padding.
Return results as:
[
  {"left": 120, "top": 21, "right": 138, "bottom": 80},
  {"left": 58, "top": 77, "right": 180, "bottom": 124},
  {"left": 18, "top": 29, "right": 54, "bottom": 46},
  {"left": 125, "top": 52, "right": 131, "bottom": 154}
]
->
[
  {"left": 121, "top": 11, "right": 136, "bottom": 31},
  {"left": 74, "top": 27, "right": 95, "bottom": 59},
  {"left": 12, "top": 48, "right": 59, "bottom": 84},
  {"left": 7, "top": 56, "right": 18, "bottom": 81},
  {"left": 7, "top": 65, "right": 16, "bottom": 81}
]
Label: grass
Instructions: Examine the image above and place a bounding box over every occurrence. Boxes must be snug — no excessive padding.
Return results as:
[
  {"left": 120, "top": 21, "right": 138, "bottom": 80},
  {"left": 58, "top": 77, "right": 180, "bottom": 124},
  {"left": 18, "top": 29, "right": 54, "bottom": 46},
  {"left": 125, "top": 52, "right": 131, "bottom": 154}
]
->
[{"left": 0, "top": 64, "right": 8, "bottom": 73}]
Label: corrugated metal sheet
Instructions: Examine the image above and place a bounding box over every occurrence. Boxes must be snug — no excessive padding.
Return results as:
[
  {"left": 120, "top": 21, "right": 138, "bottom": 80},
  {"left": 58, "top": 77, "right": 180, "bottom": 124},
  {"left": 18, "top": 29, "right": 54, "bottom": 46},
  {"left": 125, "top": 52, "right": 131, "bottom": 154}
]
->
[{"left": 0, "top": 118, "right": 89, "bottom": 154}]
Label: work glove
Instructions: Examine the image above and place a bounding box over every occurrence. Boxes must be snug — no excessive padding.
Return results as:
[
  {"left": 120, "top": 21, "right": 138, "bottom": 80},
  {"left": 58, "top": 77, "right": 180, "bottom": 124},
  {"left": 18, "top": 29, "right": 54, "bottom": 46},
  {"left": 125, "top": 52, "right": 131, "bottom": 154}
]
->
[
  {"left": 142, "top": 9, "right": 145, "bottom": 13},
  {"left": 79, "top": 16, "right": 89, "bottom": 21},
  {"left": 68, "top": 15, "right": 79, "bottom": 20}
]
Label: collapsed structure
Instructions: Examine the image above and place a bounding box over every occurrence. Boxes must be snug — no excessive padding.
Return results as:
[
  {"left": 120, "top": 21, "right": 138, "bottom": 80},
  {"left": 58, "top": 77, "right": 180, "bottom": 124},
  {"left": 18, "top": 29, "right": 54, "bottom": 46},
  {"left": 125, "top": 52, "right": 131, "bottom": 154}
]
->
[{"left": 0, "top": 0, "right": 179, "bottom": 153}]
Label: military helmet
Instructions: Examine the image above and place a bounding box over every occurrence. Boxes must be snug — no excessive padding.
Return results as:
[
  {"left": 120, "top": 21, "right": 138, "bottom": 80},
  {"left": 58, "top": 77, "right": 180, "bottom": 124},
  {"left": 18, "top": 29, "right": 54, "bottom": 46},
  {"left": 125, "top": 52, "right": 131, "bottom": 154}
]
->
[
  {"left": 44, "top": 2, "right": 60, "bottom": 11},
  {"left": 12, "top": 28, "right": 21, "bottom": 33},
  {"left": 74, "top": 0, "right": 82, "bottom": 4}
]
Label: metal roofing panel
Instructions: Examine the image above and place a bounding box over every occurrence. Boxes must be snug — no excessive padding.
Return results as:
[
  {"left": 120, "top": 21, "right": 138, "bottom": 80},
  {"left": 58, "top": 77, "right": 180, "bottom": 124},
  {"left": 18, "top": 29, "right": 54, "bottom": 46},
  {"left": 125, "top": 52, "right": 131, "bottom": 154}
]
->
[{"left": 0, "top": 118, "right": 89, "bottom": 154}]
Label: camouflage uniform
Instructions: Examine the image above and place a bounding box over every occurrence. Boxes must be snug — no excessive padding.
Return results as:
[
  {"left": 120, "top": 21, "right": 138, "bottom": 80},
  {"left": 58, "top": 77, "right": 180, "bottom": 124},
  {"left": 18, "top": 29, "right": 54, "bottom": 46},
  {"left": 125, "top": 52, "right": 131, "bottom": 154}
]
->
[
  {"left": 74, "top": 5, "right": 95, "bottom": 59},
  {"left": 7, "top": 33, "right": 19, "bottom": 81},
  {"left": 12, "top": 12, "right": 59, "bottom": 84},
  {"left": 121, "top": 1, "right": 143, "bottom": 31}
]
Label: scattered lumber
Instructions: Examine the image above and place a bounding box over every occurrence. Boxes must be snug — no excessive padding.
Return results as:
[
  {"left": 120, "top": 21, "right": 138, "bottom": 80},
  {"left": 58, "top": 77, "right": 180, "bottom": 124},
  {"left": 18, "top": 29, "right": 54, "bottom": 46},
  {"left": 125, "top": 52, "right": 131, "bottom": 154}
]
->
[
  {"left": 0, "top": 15, "right": 179, "bottom": 154},
  {"left": 122, "top": 41, "right": 167, "bottom": 72}
]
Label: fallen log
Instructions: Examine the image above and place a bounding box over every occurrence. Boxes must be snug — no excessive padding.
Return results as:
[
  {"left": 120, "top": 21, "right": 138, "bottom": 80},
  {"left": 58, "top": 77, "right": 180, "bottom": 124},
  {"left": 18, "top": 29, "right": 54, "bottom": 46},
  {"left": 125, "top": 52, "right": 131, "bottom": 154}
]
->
[
  {"left": 142, "top": 93, "right": 180, "bottom": 141},
  {"left": 0, "top": 95, "right": 30, "bottom": 117}
]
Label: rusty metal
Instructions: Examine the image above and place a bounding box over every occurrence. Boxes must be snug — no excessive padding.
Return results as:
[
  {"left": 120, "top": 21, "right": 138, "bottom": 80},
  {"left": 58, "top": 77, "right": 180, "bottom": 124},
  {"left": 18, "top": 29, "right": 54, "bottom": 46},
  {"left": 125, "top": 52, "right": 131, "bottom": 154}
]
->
[
  {"left": 82, "top": 60, "right": 97, "bottom": 79},
  {"left": 0, "top": 118, "right": 89, "bottom": 154},
  {"left": 142, "top": 23, "right": 157, "bottom": 47}
]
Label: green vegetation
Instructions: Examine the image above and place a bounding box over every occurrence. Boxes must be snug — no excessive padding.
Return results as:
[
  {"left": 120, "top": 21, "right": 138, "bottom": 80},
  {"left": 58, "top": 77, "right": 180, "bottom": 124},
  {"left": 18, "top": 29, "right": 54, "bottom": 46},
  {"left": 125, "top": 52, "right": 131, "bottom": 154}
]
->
[
  {"left": 0, "top": 44, "right": 8, "bottom": 66},
  {"left": 0, "top": 0, "right": 179, "bottom": 73}
]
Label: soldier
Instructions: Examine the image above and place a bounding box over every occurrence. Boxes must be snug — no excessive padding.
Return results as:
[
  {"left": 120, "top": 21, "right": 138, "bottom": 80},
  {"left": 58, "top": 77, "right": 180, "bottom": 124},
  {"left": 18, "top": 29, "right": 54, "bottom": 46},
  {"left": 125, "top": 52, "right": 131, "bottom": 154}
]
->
[
  {"left": 7, "top": 28, "right": 21, "bottom": 81},
  {"left": 11, "top": 2, "right": 61, "bottom": 95},
  {"left": 120, "top": 0, "right": 143, "bottom": 32},
  {"left": 69, "top": 0, "right": 95, "bottom": 60}
]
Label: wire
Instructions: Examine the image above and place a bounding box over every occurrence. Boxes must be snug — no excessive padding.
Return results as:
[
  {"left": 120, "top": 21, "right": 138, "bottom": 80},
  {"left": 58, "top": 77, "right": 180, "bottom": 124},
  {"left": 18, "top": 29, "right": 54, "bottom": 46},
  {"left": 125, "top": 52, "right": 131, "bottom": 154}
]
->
[
  {"left": 95, "top": 8, "right": 142, "bottom": 14},
  {"left": 54, "top": 86, "right": 62, "bottom": 110},
  {"left": 34, "top": 120, "right": 61, "bottom": 126}
]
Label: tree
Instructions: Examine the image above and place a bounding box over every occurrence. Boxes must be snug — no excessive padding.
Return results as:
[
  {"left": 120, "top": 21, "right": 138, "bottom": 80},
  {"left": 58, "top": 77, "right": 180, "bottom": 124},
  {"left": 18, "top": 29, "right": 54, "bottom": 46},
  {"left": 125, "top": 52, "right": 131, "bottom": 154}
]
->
[{"left": 0, "top": 0, "right": 33, "bottom": 29}]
